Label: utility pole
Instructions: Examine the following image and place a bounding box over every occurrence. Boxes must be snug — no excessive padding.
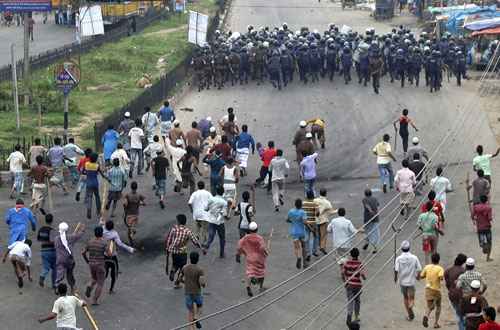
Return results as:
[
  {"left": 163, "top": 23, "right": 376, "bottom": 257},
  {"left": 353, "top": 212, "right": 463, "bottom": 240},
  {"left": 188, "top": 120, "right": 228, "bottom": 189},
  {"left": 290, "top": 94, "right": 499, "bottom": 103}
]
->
[
  {"left": 11, "top": 44, "right": 20, "bottom": 131},
  {"left": 23, "top": 11, "right": 31, "bottom": 104},
  {"left": 63, "top": 91, "right": 69, "bottom": 143}
]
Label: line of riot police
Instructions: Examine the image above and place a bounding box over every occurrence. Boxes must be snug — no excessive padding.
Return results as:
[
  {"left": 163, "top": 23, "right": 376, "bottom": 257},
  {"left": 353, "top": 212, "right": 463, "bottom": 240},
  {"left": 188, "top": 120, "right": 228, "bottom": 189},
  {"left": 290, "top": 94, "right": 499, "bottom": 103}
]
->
[{"left": 190, "top": 23, "right": 468, "bottom": 94}]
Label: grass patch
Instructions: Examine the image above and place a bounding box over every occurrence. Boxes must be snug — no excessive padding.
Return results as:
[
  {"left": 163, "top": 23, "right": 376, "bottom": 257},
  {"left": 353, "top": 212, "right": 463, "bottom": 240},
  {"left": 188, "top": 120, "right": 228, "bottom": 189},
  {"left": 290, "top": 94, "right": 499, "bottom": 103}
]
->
[{"left": 0, "top": 0, "right": 218, "bottom": 149}]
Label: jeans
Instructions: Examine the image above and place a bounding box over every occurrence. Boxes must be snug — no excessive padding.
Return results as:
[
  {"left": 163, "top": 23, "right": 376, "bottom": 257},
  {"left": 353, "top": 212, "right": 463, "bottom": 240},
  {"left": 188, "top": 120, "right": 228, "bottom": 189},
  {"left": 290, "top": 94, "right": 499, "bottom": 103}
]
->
[
  {"left": 12, "top": 171, "right": 24, "bottom": 194},
  {"left": 256, "top": 166, "right": 272, "bottom": 191},
  {"left": 272, "top": 179, "right": 284, "bottom": 206},
  {"left": 205, "top": 223, "right": 226, "bottom": 257},
  {"left": 210, "top": 176, "right": 221, "bottom": 196},
  {"left": 304, "top": 226, "right": 318, "bottom": 256},
  {"left": 85, "top": 186, "right": 101, "bottom": 216},
  {"left": 76, "top": 176, "right": 86, "bottom": 193},
  {"left": 40, "top": 250, "right": 56, "bottom": 287},
  {"left": 130, "top": 148, "right": 144, "bottom": 174},
  {"left": 304, "top": 178, "right": 316, "bottom": 196},
  {"left": 365, "top": 222, "right": 380, "bottom": 247},
  {"left": 451, "top": 302, "right": 465, "bottom": 330},
  {"left": 346, "top": 286, "right": 362, "bottom": 317},
  {"left": 377, "top": 163, "right": 394, "bottom": 188},
  {"left": 68, "top": 166, "right": 79, "bottom": 185}
]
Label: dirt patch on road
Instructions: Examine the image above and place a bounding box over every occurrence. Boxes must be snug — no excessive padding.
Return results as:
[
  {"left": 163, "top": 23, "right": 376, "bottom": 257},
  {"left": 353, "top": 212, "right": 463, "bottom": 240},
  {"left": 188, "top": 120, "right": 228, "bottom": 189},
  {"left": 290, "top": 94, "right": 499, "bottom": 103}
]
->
[{"left": 143, "top": 25, "right": 187, "bottom": 37}]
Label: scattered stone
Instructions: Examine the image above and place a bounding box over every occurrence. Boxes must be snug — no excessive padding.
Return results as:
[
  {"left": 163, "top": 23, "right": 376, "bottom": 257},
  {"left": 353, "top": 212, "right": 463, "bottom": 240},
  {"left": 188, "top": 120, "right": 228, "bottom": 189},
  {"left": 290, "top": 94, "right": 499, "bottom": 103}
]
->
[
  {"left": 136, "top": 74, "right": 152, "bottom": 88},
  {"left": 179, "top": 107, "right": 194, "bottom": 112},
  {"left": 86, "top": 84, "right": 113, "bottom": 92}
]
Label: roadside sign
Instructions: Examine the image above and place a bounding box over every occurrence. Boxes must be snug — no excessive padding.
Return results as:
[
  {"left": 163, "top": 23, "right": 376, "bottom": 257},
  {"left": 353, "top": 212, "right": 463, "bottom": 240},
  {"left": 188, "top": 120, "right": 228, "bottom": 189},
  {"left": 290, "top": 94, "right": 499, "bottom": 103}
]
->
[
  {"left": 0, "top": 0, "right": 51, "bottom": 12},
  {"left": 174, "top": 0, "right": 185, "bottom": 12},
  {"left": 188, "top": 11, "right": 208, "bottom": 46},
  {"left": 54, "top": 61, "right": 80, "bottom": 94}
]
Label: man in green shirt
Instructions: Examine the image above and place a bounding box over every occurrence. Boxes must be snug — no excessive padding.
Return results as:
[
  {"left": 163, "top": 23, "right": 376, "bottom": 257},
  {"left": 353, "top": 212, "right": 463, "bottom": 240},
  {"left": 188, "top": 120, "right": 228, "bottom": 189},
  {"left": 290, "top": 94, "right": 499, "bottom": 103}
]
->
[
  {"left": 473, "top": 145, "right": 500, "bottom": 183},
  {"left": 417, "top": 201, "right": 442, "bottom": 265}
]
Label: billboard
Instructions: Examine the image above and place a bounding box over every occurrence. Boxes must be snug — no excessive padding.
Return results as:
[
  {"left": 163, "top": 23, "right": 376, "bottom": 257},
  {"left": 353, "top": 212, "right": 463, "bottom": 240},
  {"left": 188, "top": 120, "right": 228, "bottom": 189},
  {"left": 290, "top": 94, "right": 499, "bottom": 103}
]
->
[
  {"left": 0, "top": 0, "right": 51, "bottom": 12},
  {"left": 188, "top": 11, "right": 208, "bottom": 46}
]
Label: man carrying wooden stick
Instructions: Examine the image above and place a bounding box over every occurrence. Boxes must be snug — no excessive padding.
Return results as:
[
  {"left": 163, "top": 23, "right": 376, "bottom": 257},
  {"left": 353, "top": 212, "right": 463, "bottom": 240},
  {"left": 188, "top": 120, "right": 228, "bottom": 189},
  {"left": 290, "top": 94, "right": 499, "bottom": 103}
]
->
[
  {"left": 39, "top": 283, "right": 88, "bottom": 329},
  {"left": 236, "top": 221, "right": 269, "bottom": 297}
]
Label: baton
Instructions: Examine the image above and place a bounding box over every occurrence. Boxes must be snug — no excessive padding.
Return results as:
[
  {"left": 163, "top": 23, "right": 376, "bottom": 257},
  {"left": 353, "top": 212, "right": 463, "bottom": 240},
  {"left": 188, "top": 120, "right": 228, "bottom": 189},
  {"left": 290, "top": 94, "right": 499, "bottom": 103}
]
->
[
  {"left": 393, "top": 127, "right": 398, "bottom": 152},
  {"left": 74, "top": 293, "right": 99, "bottom": 330},
  {"left": 267, "top": 227, "right": 274, "bottom": 251}
]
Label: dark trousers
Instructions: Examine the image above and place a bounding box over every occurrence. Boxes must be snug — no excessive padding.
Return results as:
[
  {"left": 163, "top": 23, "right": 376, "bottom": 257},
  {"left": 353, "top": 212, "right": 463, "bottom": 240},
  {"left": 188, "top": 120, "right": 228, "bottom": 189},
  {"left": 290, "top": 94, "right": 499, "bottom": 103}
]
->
[
  {"left": 105, "top": 256, "right": 119, "bottom": 292},
  {"left": 372, "top": 73, "right": 380, "bottom": 93},
  {"left": 40, "top": 250, "right": 56, "bottom": 287},
  {"left": 256, "top": 166, "right": 272, "bottom": 191},
  {"left": 85, "top": 186, "right": 101, "bottom": 217},
  {"left": 205, "top": 223, "right": 226, "bottom": 257},
  {"left": 400, "top": 132, "right": 409, "bottom": 153}
]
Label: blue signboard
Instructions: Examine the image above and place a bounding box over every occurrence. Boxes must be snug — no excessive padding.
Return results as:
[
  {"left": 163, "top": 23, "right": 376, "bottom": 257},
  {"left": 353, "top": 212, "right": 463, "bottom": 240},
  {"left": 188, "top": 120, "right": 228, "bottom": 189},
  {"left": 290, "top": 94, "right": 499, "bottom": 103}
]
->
[{"left": 0, "top": 0, "right": 52, "bottom": 12}]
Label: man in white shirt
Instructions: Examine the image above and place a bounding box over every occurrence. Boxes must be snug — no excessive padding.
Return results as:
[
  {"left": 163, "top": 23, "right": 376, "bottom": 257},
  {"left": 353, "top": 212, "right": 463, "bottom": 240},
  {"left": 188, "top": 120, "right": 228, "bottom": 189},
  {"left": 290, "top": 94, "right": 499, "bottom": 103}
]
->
[
  {"left": 395, "top": 159, "right": 416, "bottom": 216},
  {"left": 141, "top": 106, "right": 160, "bottom": 143},
  {"left": 372, "top": 134, "right": 396, "bottom": 193},
  {"left": 202, "top": 186, "right": 228, "bottom": 258},
  {"left": 430, "top": 167, "right": 452, "bottom": 213},
  {"left": 189, "top": 181, "right": 213, "bottom": 245},
  {"left": 128, "top": 119, "right": 145, "bottom": 177},
  {"left": 5, "top": 239, "right": 32, "bottom": 289},
  {"left": 394, "top": 240, "right": 422, "bottom": 321},
  {"left": 110, "top": 143, "right": 131, "bottom": 174},
  {"left": 327, "top": 208, "right": 361, "bottom": 259},
  {"left": 39, "top": 282, "right": 86, "bottom": 329},
  {"left": 269, "top": 149, "right": 290, "bottom": 212},
  {"left": 7, "top": 144, "right": 27, "bottom": 199}
]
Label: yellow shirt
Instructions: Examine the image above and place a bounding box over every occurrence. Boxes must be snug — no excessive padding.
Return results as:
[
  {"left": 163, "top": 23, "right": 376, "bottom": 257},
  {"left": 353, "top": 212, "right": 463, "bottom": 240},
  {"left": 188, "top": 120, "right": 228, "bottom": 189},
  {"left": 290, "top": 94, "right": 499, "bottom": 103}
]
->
[
  {"left": 421, "top": 264, "right": 444, "bottom": 291},
  {"left": 307, "top": 118, "right": 326, "bottom": 129}
]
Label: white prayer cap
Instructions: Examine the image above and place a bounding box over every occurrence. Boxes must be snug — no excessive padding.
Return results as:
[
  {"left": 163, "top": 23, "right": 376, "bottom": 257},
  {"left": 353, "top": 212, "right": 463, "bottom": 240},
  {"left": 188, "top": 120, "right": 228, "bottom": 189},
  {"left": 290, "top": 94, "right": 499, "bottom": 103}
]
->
[
  {"left": 466, "top": 258, "right": 475, "bottom": 266},
  {"left": 412, "top": 137, "right": 419, "bottom": 144},
  {"left": 470, "top": 280, "right": 481, "bottom": 289},
  {"left": 206, "top": 116, "right": 212, "bottom": 121},
  {"left": 209, "top": 127, "right": 216, "bottom": 133},
  {"left": 124, "top": 111, "right": 131, "bottom": 118},
  {"left": 400, "top": 240, "right": 410, "bottom": 250},
  {"left": 249, "top": 222, "right": 258, "bottom": 231},
  {"left": 305, "top": 132, "right": 313, "bottom": 138},
  {"left": 299, "top": 120, "right": 307, "bottom": 127},
  {"left": 176, "top": 139, "right": 183, "bottom": 146}
]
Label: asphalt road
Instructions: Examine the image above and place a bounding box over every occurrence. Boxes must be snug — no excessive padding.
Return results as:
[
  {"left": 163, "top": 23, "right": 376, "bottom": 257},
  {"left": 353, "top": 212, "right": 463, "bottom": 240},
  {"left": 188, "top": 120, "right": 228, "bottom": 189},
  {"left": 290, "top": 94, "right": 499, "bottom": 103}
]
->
[
  {"left": 1, "top": 2, "right": 500, "bottom": 330},
  {"left": 0, "top": 13, "right": 75, "bottom": 67}
]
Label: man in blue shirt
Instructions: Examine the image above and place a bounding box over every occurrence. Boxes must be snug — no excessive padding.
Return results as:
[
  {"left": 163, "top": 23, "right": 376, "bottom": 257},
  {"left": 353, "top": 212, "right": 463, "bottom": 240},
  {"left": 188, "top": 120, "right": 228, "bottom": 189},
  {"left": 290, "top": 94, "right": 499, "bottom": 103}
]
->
[
  {"left": 287, "top": 199, "right": 308, "bottom": 269},
  {"left": 234, "top": 125, "right": 255, "bottom": 177},
  {"left": 203, "top": 151, "right": 225, "bottom": 195},
  {"left": 101, "top": 125, "right": 120, "bottom": 166},
  {"left": 158, "top": 101, "right": 175, "bottom": 140},
  {"left": 5, "top": 199, "right": 37, "bottom": 248}
]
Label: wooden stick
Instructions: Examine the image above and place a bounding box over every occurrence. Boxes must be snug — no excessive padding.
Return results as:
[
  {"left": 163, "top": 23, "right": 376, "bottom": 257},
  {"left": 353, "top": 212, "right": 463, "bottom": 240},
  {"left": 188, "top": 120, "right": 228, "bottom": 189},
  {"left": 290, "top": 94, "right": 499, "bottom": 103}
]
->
[
  {"left": 74, "top": 293, "right": 99, "bottom": 330},
  {"left": 46, "top": 177, "right": 53, "bottom": 213},
  {"left": 73, "top": 222, "right": 82, "bottom": 235},
  {"left": 267, "top": 227, "right": 274, "bottom": 251}
]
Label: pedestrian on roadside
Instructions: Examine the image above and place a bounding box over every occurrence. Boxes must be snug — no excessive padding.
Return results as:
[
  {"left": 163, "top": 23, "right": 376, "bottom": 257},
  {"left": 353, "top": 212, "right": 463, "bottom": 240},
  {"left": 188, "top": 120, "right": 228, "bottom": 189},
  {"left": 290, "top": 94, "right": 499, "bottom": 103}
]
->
[
  {"left": 255, "top": 140, "right": 277, "bottom": 192},
  {"left": 420, "top": 252, "right": 445, "bottom": 329},
  {"left": 128, "top": 119, "right": 145, "bottom": 177},
  {"left": 328, "top": 208, "right": 361, "bottom": 259},
  {"left": 457, "top": 258, "right": 487, "bottom": 296},
  {"left": 38, "top": 283, "right": 87, "bottom": 328},
  {"left": 467, "top": 169, "right": 490, "bottom": 205},
  {"left": 417, "top": 201, "right": 442, "bottom": 265},
  {"left": 473, "top": 145, "right": 500, "bottom": 184},
  {"left": 471, "top": 195, "right": 494, "bottom": 262},
  {"left": 314, "top": 188, "right": 336, "bottom": 255},
  {"left": 394, "top": 240, "right": 422, "bottom": 321},
  {"left": 203, "top": 186, "right": 228, "bottom": 258},
  {"left": 75, "top": 148, "right": 91, "bottom": 202},
  {"left": 342, "top": 248, "right": 366, "bottom": 326},
  {"left": 37, "top": 213, "right": 56, "bottom": 290},
  {"left": 236, "top": 221, "right": 268, "bottom": 297},
  {"left": 444, "top": 253, "right": 468, "bottom": 330},
  {"left": 395, "top": 159, "right": 416, "bottom": 216},
  {"left": 178, "top": 251, "right": 205, "bottom": 330},
  {"left": 123, "top": 181, "right": 146, "bottom": 247},
  {"left": 269, "top": 149, "right": 289, "bottom": 212},
  {"left": 188, "top": 181, "right": 212, "bottom": 245},
  {"left": 55, "top": 222, "right": 85, "bottom": 293},
  {"left": 5, "top": 199, "right": 37, "bottom": 249},
  {"left": 372, "top": 134, "right": 396, "bottom": 193},
  {"left": 460, "top": 280, "right": 489, "bottom": 330},
  {"left": 47, "top": 137, "right": 69, "bottom": 194},
  {"left": 7, "top": 144, "right": 27, "bottom": 199},
  {"left": 302, "top": 190, "right": 320, "bottom": 260},
  {"left": 152, "top": 150, "right": 170, "bottom": 209},
  {"left": 28, "top": 155, "right": 50, "bottom": 213},
  {"left": 101, "top": 125, "right": 120, "bottom": 167},
  {"left": 105, "top": 158, "right": 127, "bottom": 218},
  {"left": 165, "top": 214, "right": 202, "bottom": 288},
  {"left": 430, "top": 167, "right": 453, "bottom": 214},
  {"left": 479, "top": 307, "right": 500, "bottom": 330},
  {"left": 63, "top": 137, "right": 84, "bottom": 186},
  {"left": 103, "top": 220, "right": 134, "bottom": 294},
  {"left": 203, "top": 150, "right": 225, "bottom": 195},
  {"left": 300, "top": 151, "right": 319, "bottom": 196},
  {"left": 82, "top": 226, "right": 112, "bottom": 305},
  {"left": 362, "top": 189, "right": 380, "bottom": 253},
  {"left": 286, "top": 198, "right": 308, "bottom": 269},
  {"left": 29, "top": 138, "right": 47, "bottom": 168},
  {"left": 237, "top": 190, "right": 255, "bottom": 238}
]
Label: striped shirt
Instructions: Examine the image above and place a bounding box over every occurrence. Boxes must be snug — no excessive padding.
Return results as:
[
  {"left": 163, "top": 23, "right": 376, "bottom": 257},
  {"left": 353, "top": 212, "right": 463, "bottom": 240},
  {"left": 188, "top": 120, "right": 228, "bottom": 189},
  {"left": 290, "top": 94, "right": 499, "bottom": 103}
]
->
[
  {"left": 107, "top": 167, "right": 126, "bottom": 192},
  {"left": 342, "top": 259, "right": 365, "bottom": 288},
  {"left": 302, "top": 200, "right": 319, "bottom": 223},
  {"left": 85, "top": 239, "right": 107, "bottom": 265}
]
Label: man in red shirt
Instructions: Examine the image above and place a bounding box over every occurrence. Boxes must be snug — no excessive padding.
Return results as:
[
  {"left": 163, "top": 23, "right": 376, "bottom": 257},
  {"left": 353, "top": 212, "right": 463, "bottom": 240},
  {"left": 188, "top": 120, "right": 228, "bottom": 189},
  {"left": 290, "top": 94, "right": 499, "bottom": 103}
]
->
[
  {"left": 342, "top": 248, "right": 366, "bottom": 326},
  {"left": 472, "top": 195, "right": 493, "bottom": 262},
  {"left": 211, "top": 135, "right": 232, "bottom": 161},
  {"left": 75, "top": 148, "right": 92, "bottom": 202},
  {"left": 255, "top": 141, "right": 276, "bottom": 192},
  {"left": 420, "top": 190, "right": 445, "bottom": 225},
  {"left": 479, "top": 307, "right": 500, "bottom": 330}
]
